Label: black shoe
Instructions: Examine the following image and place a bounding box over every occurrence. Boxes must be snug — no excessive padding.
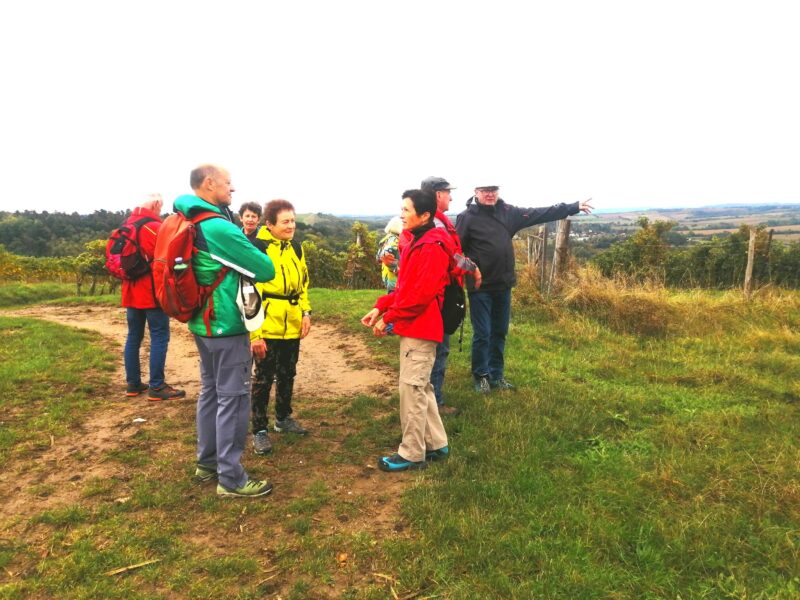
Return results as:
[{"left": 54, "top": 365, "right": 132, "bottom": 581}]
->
[
  {"left": 253, "top": 430, "right": 273, "bottom": 455},
  {"left": 273, "top": 417, "right": 308, "bottom": 435},
  {"left": 126, "top": 382, "right": 148, "bottom": 397},
  {"left": 490, "top": 378, "right": 515, "bottom": 390},
  {"left": 473, "top": 376, "right": 491, "bottom": 394},
  {"left": 148, "top": 384, "right": 187, "bottom": 401}
]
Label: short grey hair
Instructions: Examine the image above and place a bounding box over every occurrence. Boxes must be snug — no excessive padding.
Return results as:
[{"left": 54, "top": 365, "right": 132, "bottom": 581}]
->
[{"left": 190, "top": 164, "right": 222, "bottom": 191}]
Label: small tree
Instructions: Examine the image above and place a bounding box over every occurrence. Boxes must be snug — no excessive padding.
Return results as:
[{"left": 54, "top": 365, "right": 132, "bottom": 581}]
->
[
  {"left": 74, "top": 239, "right": 110, "bottom": 295},
  {"left": 593, "top": 217, "right": 675, "bottom": 282},
  {"left": 343, "top": 222, "right": 381, "bottom": 289},
  {"left": 303, "top": 240, "right": 346, "bottom": 289}
]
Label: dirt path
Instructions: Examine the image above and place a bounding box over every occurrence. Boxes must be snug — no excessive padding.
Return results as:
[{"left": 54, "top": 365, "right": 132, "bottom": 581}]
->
[{"left": 0, "top": 306, "right": 409, "bottom": 569}]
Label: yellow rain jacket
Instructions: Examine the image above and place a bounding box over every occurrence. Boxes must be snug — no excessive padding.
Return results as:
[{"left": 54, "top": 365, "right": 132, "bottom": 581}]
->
[{"left": 250, "top": 227, "right": 311, "bottom": 340}]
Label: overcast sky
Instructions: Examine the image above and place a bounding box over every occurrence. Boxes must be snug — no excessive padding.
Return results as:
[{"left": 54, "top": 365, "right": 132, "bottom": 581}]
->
[{"left": 1, "top": 0, "right": 798, "bottom": 216}]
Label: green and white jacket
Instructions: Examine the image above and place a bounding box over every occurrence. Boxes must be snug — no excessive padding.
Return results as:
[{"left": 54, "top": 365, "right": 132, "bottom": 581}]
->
[{"left": 173, "top": 194, "right": 275, "bottom": 338}]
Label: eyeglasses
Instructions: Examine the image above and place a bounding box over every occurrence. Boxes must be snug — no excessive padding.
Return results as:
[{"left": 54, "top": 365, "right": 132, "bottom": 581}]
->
[{"left": 476, "top": 188, "right": 498, "bottom": 193}]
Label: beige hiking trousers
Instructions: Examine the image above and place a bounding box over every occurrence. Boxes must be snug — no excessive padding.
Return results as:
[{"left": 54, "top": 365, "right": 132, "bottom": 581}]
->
[{"left": 397, "top": 336, "right": 448, "bottom": 462}]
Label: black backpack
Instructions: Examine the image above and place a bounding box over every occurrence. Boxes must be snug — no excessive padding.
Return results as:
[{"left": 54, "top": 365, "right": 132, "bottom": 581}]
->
[
  {"left": 441, "top": 279, "right": 466, "bottom": 335},
  {"left": 105, "top": 216, "right": 156, "bottom": 280},
  {"left": 433, "top": 240, "right": 467, "bottom": 336}
]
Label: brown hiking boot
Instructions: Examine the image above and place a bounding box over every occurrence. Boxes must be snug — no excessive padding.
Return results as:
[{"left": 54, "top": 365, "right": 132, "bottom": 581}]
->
[
  {"left": 438, "top": 404, "right": 461, "bottom": 416},
  {"left": 148, "top": 384, "right": 187, "bottom": 401}
]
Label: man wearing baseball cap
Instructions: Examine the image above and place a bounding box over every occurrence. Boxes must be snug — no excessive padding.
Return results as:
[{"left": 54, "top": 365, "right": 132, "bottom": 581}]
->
[
  {"left": 456, "top": 184, "right": 592, "bottom": 393},
  {"left": 418, "top": 176, "right": 481, "bottom": 416}
]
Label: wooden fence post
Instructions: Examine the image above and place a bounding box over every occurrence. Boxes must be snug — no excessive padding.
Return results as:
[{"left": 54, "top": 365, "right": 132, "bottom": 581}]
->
[
  {"left": 540, "top": 224, "right": 548, "bottom": 292},
  {"left": 548, "top": 219, "right": 570, "bottom": 294},
  {"left": 743, "top": 228, "right": 757, "bottom": 297},
  {"left": 766, "top": 228, "right": 774, "bottom": 281}
]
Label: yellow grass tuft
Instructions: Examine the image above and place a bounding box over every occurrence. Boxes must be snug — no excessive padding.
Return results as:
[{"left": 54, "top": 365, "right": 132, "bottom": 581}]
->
[{"left": 549, "top": 266, "right": 800, "bottom": 337}]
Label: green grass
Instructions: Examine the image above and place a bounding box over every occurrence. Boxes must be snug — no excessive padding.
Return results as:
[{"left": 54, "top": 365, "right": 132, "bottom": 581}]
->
[
  {"left": 0, "top": 317, "right": 115, "bottom": 462},
  {"left": 2, "top": 284, "right": 800, "bottom": 597},
  {"left": 0, "top": 281, "right": 119, "bottom": 309},
  {"left": 383, "top": 291, "right": 800, "bottom": 598}
]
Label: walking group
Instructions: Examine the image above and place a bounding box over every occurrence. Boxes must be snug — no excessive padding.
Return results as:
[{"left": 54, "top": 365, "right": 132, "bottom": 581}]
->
[{"left": 115, "top": 164, "right": 591, "bottom": 498}]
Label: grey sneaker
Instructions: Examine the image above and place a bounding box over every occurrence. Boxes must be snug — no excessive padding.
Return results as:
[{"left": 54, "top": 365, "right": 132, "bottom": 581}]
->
[
  {"left": 473, "top": 376, "right": 491, "bottom": 394},
  {"left": 194, "top": 464, "right": 217, "bottom": 482},
  {"left": 217, "top": 479, "right": 273, "bottom": 498},
  {"left": 273, "top": 417, "right": 308, "bottom": 435},
  {"left": 490, "top": 378, "right": 515, "bottom": 391},
  {"left": 148, "top": 384, "right": 187, "bottom": 401},
  {"left": 253, "top": 430, "right": 273, "bottom": 455}
]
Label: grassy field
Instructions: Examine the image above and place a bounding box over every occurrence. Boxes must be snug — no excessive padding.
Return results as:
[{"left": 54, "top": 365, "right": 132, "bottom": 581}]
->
[
  {"left": 2, "top": 281, "right": 800, "bottom": 598},
  {"left": 0, "top": 282, "right": 119, "bottom": 309}
]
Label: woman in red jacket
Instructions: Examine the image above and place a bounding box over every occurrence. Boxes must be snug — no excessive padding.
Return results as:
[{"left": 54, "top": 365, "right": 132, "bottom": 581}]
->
[{"left": 361, "top": 189, "right": 452, "bottom": 472}]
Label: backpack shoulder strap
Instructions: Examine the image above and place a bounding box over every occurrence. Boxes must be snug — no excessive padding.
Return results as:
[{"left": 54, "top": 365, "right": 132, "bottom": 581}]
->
[
  {"left": 190, "top": 211, "right": 223, "bottom": 225},
  {"left": 125, "top": 216, "right": 158, "bottom": 249},
  {"left": 131, "top": 216, "right": 157, "bottom": 228},
  {"left": 291, "top": 239, "right": 303, "bottom": 260}
]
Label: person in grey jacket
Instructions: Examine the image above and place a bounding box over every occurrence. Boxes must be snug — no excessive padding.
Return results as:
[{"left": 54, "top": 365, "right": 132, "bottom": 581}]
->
[{"left": 455, "top": 184, "right": 592, "bottom": 393}]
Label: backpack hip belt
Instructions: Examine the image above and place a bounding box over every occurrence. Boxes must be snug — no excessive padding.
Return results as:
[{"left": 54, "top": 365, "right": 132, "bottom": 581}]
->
[{"left": 261, "top": 291, "right": 301, "bottom": 306}]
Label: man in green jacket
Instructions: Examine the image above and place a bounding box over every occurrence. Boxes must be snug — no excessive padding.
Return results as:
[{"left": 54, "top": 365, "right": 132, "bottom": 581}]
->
[{"left": 176, "top": 164, "right": 276, "bottom": 498}]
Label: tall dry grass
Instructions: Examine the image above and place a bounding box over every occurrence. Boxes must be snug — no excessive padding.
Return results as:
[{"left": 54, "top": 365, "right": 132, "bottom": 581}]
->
[{"left": 519, "top": 265, "right": 800, "bottom": 337}]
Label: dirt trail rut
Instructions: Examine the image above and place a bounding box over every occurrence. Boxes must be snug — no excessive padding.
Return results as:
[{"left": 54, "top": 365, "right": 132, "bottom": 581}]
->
[{"left": 0, "top": 305, "right": 402, "bottom": 524}]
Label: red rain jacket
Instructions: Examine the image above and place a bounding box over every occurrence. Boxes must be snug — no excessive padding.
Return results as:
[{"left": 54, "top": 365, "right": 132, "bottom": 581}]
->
[{"left": 376, "top": 224, "right": 454, "bottom": 343}]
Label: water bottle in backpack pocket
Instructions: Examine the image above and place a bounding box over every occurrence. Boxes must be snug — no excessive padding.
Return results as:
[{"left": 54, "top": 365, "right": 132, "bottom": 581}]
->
[{"left": 151, "top": 211, "right": 228, "bottom": 325}]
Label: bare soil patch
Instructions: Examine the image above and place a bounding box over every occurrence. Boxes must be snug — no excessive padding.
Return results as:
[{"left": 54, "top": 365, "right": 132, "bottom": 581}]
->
[{"left": 0, "top": 305, "right": 412, "bottom": 596}]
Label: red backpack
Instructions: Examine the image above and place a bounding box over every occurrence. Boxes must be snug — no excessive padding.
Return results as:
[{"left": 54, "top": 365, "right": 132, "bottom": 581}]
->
[
  {"left": 105, "top": 216, "right": 157, "bottom": 280},
  {"left": 152, "top": 211, "right": 229, "bottom": 329}
]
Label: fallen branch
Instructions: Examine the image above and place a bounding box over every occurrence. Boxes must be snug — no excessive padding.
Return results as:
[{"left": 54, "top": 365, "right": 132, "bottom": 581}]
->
[{"left": 104, "top": 559, "right": 161, "bottom": 576}]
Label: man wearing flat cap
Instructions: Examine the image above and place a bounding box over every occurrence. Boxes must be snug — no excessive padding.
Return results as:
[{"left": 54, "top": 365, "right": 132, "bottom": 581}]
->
[
  {"left": 456, "top": 184, "right": 592, "bottom": 393},
  {"left": 418, "top": 176, "right": 481, "bottom": 416}
]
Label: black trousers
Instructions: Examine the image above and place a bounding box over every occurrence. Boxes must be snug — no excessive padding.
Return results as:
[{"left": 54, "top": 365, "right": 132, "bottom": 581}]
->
[{"left": 251, "top": 338, "right": 300, "bottom": 432}]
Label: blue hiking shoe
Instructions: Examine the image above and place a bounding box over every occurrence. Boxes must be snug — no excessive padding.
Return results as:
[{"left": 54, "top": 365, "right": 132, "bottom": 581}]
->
[
  {"left": 378, "top": 453, "right": 427, "bottom": 472},
  {"left": 425, "top": 446, "right": 450, "bottom": 462}
]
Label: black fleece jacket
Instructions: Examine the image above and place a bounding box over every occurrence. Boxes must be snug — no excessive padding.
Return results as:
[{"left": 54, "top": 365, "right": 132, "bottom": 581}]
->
[{"left": 455, "top": 197, "right": 580, "bottom": 292}]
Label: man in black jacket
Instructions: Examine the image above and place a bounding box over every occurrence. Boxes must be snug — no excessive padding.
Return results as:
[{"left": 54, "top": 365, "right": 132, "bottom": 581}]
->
[{"left": 455, "top": 185, "right": 592, "bottom": 393}]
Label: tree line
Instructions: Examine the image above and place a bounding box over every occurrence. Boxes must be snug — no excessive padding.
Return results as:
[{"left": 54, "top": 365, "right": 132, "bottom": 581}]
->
[
  {"left": 3, "top": 210, "right": 799, "bottom": 293},
  {"left": 0, "top": 219, "right": 384, "bottom": 293},
  {"left": 591, "top": 217, "right": 800, "bottom": 289}
]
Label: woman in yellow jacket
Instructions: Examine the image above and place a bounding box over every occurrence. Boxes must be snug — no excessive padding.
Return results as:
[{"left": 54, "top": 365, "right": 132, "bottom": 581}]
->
[{"left": 250, "top": 199, "right": 312, "bottom": 455}]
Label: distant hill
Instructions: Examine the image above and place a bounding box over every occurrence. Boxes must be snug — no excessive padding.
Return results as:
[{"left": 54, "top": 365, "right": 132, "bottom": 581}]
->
[{"left": 584, "top": 204, "right": 800, "bottom": 241}]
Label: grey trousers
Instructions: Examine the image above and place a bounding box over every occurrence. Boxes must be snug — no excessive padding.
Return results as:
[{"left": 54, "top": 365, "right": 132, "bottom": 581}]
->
[{"left": 194, "top": 334, "right": 252, "bottom": 490}]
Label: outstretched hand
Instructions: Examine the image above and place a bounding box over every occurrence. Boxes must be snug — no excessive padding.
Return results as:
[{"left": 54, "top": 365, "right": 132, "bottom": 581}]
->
[
  {"left": 372, "top": 317, "right": 388, "bottom": 337},
  {"left": 579, "top": 198, "right": 594, "bottom": 214},
  {"left": 361, "top": 308, "right": 380, "bottom": 327}
]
